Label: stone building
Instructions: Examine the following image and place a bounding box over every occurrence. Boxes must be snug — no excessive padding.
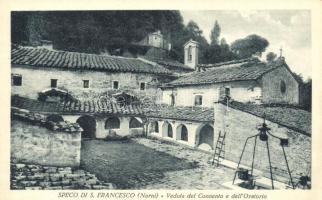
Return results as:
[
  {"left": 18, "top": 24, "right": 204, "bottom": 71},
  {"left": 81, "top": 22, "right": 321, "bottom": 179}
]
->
[
  {"left": 11, "top": 95, "right": 146, "bottom": 139},
  {"left": 11, "top": 45, "right": 174, "bottom": 101},
  {"left": 136, "top": 30, "right": 171, "bottom": 51},
  {"left": 11, "top": 36, "right": 310, "bottom": 185},
  {"left": 161, "top": 40, "right": 300, "bottom": 107},
  {"left": 183, "top": 39, "right": 199, "bottom": 70}
]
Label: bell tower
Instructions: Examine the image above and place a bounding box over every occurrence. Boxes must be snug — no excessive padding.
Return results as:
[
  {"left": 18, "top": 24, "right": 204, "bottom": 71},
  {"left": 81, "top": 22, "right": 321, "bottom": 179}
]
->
[{"left": 184, "top": 39, "right": 199, "bottom": 70}]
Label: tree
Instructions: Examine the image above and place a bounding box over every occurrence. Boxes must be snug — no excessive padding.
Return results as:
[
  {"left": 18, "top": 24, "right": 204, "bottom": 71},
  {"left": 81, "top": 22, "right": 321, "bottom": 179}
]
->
[
  {"left": 186, "top": 20, "right": 203, "bottom": 38},
  {"left": 11, "top": 12, "right": 29, "bottom": 44},
  {"left": 210, "top": 20, "right": 221, "bottom": 46},
  {"left": 231, "top": 34, "right": 269, "bottom": 58},
  {"left": 11, "top": 11, "right": 239, "bottom": 64},
  {"left": 266, "top": 52, "right": 278, "bottom": 63},
  {"left": 182, "top": 20, "right": 209, "bottom": 64},
  {"left": 220, "top": 38, "right": 227, "bottom": 46}
]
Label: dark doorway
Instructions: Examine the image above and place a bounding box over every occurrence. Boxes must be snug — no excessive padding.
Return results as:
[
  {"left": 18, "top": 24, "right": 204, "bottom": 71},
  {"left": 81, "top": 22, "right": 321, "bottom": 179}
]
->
[
  {"left": 129, "top": 117, "right": 143, "bottom": 128},
  {"left": 198, "top": 124, "right": 214, "bottom": 148},
  {"left": 76, "top": 115, "right": 96, "bottom": 138},
  {"left": 149, "top": 121, "right": 159, "bottom": 133},
  {"left": 151, "top": 121, "right": 159, "bottom": 133},
  {"left": 181, "top": 125, "right": 188, "bottom": 141}
]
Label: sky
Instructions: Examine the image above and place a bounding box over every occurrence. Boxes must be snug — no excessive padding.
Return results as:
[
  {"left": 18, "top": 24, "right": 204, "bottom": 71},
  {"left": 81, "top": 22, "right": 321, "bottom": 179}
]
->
[{"left": 181, "top": 10, "right": 311, "bottom": 80}]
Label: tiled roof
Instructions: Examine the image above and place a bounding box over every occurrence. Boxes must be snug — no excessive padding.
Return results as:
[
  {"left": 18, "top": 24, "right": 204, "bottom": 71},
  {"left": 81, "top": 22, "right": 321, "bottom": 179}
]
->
[
  {"left": 141, "top": 56, "right": 193, "bottom": 72},
  {"left": 11, "top": 95, "right": 144, "bottom": 116},
  {"left": 198, "top": 58, "right": 257, "bottom": 69},
  {"left": 12, "top": 95, "right": 212, "bottom": 122},
  {"left": 144, "top": 105, "right": 214, "bottom": 123},
  {"left": 163, "top": 59, "right": 283, "bottom": 87},
  {"left": 11, "top": 96, "right": 310, "bottom": 133},
  {"left": 11, "top": 46, "right": 171, "bottom": 75},
  {"left": 226, "top": 101, "right": 311, "bottom": 136}
]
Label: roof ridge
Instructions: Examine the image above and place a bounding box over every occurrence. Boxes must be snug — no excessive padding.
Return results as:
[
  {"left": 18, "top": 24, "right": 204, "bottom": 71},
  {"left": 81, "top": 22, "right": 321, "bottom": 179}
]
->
[
  {"left": 12, "top": 46, "right": 172, "bottom": 75},
  {"left": 15, "top": 45, "right": 143, "bottom": 61},
  {"left": 163, "top": 60, "right": 283, "bottom": 87},
  {"left": 198, "top": 57, "right": 260, "bottom": 68}
]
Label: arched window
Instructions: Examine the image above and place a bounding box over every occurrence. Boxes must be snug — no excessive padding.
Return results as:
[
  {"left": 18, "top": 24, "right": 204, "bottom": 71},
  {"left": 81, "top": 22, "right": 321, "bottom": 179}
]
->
[
  {"left": 129, "top": 117, "right": 143, "bottom": 128},
  {"left": 176, "top": 124, "right": 189, "bottom": 141},
  {"left": 105, "top": 117, "right": 120, "bottom": 129},
  {"left": 181, "top": 125, "right": 188, "bottom": 141},
  {"left": 150, "top": 121, "right": 159, "bottom": 133},
  {"left": 168, "top": 124, "right": 173, "bottom": 138},
  {"left": 280, "top": 80, "right": 286, "bottom": 94}
]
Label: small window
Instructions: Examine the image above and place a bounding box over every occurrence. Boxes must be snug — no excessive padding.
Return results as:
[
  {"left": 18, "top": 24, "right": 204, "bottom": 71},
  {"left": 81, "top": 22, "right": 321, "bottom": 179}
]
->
[
  {"left": 170, "top": 93, "right": 175, "bottom": 106},
  {"left": 225, "top": 88, "right": 230, "bottom": 97},
  {"left": 140, "top": 82, "right": 146, "bottom": 91},
  {"left": 12, "top": 74, "right": 22, "bottom": 86},
  {"left": 113, "top": 81, "right": 119, "bottom": 89},
  {"left": 51, "top": 79, "right": 57, "bottom": 88},
  {"left": 83, "top": 80, "right": 89, "bottom": 88},
  {"left": 280, "top": 80, "right": 286, "bottom": 94},
  {"left": 188, "top": 45, "right": 192, "bottom": 61},
  {"left": 194, "top": 95, "right": 203, "bottom": 106}
]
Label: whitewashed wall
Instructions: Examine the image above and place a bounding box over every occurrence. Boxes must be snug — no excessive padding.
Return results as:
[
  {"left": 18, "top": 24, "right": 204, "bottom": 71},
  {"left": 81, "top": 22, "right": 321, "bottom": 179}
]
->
[
  {"left": 11, "top": 65, "right": 161, "bottom": 100},
  {"left": 161, "top": 80, "right": 262, "bottom": 107},
  {"left": 148, "top": 34, "right": 163, "bottom": 48}
]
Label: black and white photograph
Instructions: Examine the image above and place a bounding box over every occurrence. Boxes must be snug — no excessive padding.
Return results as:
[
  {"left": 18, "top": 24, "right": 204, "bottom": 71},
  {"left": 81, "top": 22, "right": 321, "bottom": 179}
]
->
[{"left": 7, "top": 7, "right": 315, "bottom": 193}]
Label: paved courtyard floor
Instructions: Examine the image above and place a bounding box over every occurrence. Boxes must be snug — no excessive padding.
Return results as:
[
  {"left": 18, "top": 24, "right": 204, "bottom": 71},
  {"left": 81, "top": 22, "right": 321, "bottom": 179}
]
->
[{"left": 80, "top": 137, "right": 235, "bottom": 189}]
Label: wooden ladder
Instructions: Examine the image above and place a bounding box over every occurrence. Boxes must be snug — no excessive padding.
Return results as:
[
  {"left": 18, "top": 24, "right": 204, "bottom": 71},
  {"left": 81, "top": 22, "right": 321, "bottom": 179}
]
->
[{"left": 212, "top": 131, "right": 226, "bottom": 167}]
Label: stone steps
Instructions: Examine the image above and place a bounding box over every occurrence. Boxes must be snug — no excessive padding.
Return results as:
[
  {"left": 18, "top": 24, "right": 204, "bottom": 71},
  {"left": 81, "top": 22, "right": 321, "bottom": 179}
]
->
[{"left": 10, "top": 163, "right": 116, "bottom": 190}]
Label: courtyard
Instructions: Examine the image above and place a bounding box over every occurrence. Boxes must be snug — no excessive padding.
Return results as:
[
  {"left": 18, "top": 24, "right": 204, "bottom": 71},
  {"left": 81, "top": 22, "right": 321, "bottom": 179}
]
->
[{"left": 80, "top": 138, "right": 235, "bottom": 189}]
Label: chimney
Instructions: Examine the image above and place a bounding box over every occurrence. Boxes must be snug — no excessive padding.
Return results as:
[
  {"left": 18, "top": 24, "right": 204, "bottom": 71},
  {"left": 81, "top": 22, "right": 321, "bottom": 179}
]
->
[{"left": 183, "top": 39, "right": 199, "bottom": 70}]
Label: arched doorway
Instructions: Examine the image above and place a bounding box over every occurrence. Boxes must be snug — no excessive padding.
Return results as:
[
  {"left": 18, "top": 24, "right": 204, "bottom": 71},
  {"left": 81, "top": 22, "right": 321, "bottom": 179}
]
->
[
  {"left": 76, "top": 115, "right": 96, "bottom": 138},
  {"left": 176, "top": 124, "right": 188, "bottom": 141},
  {"left": 196, "top": 124, "right": 214, "bottom": 149},
  {"left": 162, "top": 121, "right": 173, "bottom": 138},
  {"left": 129, "top": 117, "right": 143, "bottom": 128},
  {"left": 149, "top": 121, "right": 159, "bottom": 133},
  {"left": 105, "top": 117, "right": 120, "bottom": 129}
]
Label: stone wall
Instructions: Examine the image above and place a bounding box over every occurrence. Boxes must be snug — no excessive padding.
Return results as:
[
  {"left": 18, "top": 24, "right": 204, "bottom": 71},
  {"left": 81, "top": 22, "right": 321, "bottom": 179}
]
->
[
  {"left": 11, "top": 65, "right": 165, "bottom": 101},
  {"left": 261, "top": 66, "right": 299, "bottom": 104},
  {"left": 214, "top": 103, "right": 311, "bottom": 181},
  {"left": 11, "top": 163, "right": 115, "bottom": 190},
  {"left": 11, "top": 108, "right": 82, "bottom": 167}
]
